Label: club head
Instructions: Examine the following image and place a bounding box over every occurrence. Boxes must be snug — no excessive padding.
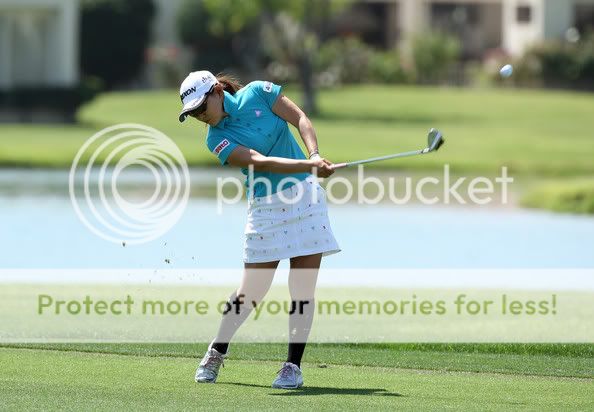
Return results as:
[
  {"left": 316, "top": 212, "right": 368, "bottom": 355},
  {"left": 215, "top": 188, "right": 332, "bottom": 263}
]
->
[{"left": 427, "top": 128, "right": 445, "bottom": 152}]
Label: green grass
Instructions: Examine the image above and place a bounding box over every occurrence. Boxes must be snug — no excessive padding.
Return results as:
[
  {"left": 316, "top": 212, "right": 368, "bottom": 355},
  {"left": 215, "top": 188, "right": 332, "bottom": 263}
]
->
[
  {"left": 1, "top": 86, "right": 593, "bottom": 176},
  {"left": 1, "top": 344, "right": 592, "bottom": 410},
  {"left": 1, "top": 85, "right": 593, "bottom": 213},
  {"left": 521, "top": 178, "right": 594, "bottom": 214},
  {"left": 2, "top": 343, "right": 593, "bottom": 378}
]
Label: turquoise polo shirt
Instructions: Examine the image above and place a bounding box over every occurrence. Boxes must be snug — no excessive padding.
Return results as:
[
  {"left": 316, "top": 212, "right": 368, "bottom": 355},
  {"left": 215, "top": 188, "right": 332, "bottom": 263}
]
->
[{"left": 206, "top": 81, "right": 309, "bottom": 198}]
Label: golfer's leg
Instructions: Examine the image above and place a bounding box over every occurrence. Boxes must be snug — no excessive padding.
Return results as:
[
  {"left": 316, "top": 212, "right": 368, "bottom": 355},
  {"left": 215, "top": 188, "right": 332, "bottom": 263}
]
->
[
  {"left": 212, "top": 261, "right": 278, "bottom": 354},
  {"left": 287, "top": 253, "right": 321, "bottom": 367}
]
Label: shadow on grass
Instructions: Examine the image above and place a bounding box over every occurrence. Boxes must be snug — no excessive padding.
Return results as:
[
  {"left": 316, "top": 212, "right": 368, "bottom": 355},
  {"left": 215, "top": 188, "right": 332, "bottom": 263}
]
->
[{"left": 223, "top": 382, "right": 403, "bottom": 397}]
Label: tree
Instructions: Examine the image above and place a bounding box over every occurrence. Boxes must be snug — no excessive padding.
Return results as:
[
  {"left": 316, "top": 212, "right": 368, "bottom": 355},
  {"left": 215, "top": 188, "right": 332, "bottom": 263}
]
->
[
  {"left": 80, "top": 0, "right": 156, "bottom": 89},
  {"left": 177, "top": 0, "right": 254, "bottom": 72},
  {"left": 178, "top": 0, "right": 350, "bottom": 115}
]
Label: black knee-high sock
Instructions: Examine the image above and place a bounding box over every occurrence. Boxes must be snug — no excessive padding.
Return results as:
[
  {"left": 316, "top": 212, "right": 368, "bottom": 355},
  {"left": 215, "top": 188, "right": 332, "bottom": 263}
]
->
[
  {"left": 211, "top": 292, "right": 254, "bottom": 354},
  {"left": 287, "top": 299, "right": 315, "bottom": 368}
]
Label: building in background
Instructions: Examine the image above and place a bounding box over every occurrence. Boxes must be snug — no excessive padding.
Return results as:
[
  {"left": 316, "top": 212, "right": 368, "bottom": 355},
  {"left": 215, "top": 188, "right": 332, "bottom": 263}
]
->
[
  {"left": 358, "top": 0, "right": 594, "bottom": 58},
  {"left": 0, "top": 0, "right": 80, "bottom": 122},
  {"left": 0, "top": 0, "right": 78, "bottom": 89},
  {"left": 100, "top": 0, "right": 594, "bottom": 90},
  {"left": 1, "top": 0, "right": 592, "bottom": 106}
]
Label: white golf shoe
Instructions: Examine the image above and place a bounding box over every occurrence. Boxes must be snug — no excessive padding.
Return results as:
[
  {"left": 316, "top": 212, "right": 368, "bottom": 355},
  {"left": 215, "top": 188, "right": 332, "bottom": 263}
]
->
[
  {"left": 272, "top": 362, "right": 303, "bottom": 389},
  {"left": 195, "top": 346, "right": 226, "bottom": 383}
]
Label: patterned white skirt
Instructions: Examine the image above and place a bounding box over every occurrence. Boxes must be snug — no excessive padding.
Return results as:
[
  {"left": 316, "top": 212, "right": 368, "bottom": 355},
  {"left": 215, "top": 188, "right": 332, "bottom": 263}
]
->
[{"left": 244, "top": 176, "right": 341, "bottom": 263}]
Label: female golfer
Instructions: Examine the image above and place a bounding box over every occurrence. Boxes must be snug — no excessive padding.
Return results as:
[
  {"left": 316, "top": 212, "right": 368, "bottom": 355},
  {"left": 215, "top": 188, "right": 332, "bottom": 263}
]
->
[{"left": 178, "top": 71, "right": 340, "bottom": 389}]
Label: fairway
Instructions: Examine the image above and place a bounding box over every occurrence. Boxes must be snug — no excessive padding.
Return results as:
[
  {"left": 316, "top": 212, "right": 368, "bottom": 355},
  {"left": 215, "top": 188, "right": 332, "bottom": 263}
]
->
[{"left": 1, "top": 347, "right": 592, "bottom": 411}]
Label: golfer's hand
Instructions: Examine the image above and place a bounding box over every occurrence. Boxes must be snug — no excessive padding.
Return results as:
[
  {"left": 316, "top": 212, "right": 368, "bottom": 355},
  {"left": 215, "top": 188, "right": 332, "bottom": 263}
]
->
[{"left": 310, "top": 157, "right": 334, "bottom": 178}]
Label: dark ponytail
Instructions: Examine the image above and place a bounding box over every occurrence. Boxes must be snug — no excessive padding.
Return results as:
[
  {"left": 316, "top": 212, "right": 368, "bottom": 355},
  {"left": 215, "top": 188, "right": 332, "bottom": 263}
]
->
[{"left": 216, "top": 73, "right": 243, "bottom": 95}]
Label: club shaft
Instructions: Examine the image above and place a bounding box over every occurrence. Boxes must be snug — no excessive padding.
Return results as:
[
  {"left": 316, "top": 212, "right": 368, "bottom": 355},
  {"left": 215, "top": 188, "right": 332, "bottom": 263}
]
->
[{"left": 337, "top": 148, "right": 427, "bottom": 168}]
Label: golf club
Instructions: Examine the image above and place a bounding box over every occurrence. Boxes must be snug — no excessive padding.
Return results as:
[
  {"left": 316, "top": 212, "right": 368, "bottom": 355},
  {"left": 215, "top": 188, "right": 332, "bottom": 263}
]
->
[{"left": 332, "top": 128, "right": 445, "bottom": 169}]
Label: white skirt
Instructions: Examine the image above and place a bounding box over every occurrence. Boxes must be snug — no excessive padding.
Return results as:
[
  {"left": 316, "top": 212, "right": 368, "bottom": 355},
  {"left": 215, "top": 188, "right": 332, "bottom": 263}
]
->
[{"left": 244, "top": 176, "right": 341, "bottom": 263}]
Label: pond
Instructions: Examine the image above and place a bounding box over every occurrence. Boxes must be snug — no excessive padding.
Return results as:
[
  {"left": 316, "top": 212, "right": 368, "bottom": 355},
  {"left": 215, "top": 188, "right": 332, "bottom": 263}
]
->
[{"left": 1, "top": 169, "right": 592, "bottom": 271}]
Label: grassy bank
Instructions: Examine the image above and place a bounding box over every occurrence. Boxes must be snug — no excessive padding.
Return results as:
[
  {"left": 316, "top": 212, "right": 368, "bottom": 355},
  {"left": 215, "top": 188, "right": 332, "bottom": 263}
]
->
[
  {"left": 0, "top": 86, "right": 592, "bottom": 175},
  {"left": 521, "top": 179, "right": 594, "bottom": 214},
  {"left": 0, "top": 85, "right": 592, "bottom": 212},
  {"left": 1, "top": 343, "right": 592, "bottom": 410}
]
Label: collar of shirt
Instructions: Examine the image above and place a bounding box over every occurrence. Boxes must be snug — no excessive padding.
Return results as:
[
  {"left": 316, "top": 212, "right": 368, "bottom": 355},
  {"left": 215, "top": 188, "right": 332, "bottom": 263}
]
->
[{"left": 213, "top": 91, "right": 239, "bottom": 130}]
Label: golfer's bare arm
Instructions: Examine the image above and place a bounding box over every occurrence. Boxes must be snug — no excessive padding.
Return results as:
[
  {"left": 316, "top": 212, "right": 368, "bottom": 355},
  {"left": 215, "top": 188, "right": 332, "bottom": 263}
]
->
[
  {"left": 226, "top": 146, "right": 333, "bottom": 177},
  {"left": 272, "top": 95, "right": 319, "bottom": 158},
  {"left": 226, "top": 94, "right": 332, "bottom": 176}
]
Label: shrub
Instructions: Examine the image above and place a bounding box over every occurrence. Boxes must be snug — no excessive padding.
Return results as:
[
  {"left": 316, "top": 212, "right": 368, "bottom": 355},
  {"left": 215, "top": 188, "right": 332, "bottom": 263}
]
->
[
  {"left": 0, "top": 78, "right": 102, "bottom": 122},
  {"left": 315, "top": 37, "right": 373, "bottom": 84},
  {"left": 536, "top": 44, "right": 583, "bottom": 87},
  {"left": 368, "top": 50, "right": 411, "bottom": 84},
  {"left": 411, "top": 32, "right": 461, "bottom": 84},
  {"left": 315, "top": 37, "right": 410, "bottom": 85},
  {"left": 512, "top": 33, "right": 594, "bottom": 90}
]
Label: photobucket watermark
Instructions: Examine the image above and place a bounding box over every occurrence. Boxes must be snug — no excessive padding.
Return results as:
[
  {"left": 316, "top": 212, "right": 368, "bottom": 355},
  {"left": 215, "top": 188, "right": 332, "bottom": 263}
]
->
[
  {"left": 216, "top": 164, "right": 514, "bottom": 213},
  {"left": 3, "top": 269, "right": 591, "bottom": 343},
  {"left": 69, "top": 124, "right": 190, "bottom": 244}
]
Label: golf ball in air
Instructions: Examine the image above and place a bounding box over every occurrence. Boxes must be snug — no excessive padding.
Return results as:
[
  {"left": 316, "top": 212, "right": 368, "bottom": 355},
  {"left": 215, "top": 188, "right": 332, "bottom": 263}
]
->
[{"left": 500, "top": 64, "right": 513, "bottom": 78}]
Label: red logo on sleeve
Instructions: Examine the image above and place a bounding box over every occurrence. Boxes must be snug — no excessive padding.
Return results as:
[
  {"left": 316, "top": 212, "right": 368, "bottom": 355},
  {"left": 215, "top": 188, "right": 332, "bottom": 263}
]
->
[{"left": 213, "top": 139, "right": 230, "bottom": 155}]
